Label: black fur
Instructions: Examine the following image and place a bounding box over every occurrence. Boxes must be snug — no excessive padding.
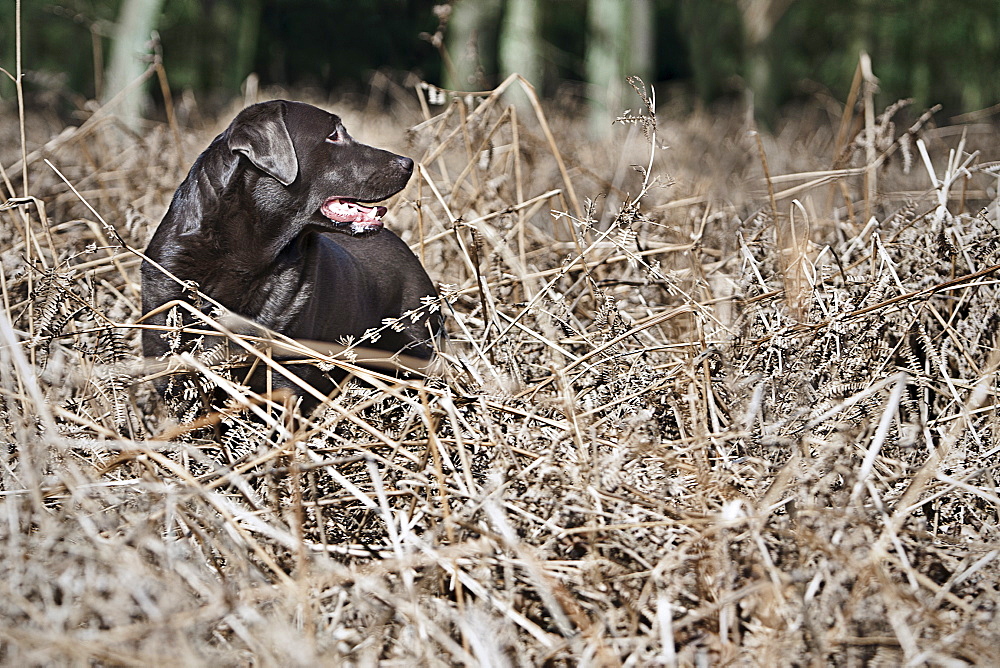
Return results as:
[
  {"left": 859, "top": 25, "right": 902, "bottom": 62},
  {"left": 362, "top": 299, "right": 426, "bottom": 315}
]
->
[{"left": 141, "top": 100, "right": 440, "bottom": 408}]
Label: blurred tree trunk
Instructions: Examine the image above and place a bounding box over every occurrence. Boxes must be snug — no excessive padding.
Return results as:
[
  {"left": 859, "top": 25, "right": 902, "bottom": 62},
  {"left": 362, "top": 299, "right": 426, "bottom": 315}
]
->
[
  {"left": 738, "top": 0, "right": 796, "bottom": 124},
  {"left": 231, "top": 0, "right": 263, "bottom": 95},
  {"left": 585, "top": 0, "right": 628, "bottom": 137},
  {"left": 499, "top": 0, "right": 541, "bottom": 108},
  {"left": 445, "top": 0, "right": 503, "bottom": 91},
  {"left": 103, "top": 0, "right": 164, "bottom": 130},
  {"left": 586, "top": 0, "right": 654, "bottom": 138},
  {"left": 630, "top": 0, "right": 654, "bottom": 90}
]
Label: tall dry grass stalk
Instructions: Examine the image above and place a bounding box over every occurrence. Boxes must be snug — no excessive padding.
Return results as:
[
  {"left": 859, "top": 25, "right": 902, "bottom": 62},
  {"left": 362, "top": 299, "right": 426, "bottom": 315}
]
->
[{"left": 2, "top": 56, "right": 1000, "bottom": 665}]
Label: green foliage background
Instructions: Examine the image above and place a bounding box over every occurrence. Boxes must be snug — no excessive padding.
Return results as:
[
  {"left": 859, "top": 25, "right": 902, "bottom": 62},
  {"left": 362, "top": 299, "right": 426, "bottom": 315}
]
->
[{"left": 2, "top": 0, "right": 999, "bottom": 116}]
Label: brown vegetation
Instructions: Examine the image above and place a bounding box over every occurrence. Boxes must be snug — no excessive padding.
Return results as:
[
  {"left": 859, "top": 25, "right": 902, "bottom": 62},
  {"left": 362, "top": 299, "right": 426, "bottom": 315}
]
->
[{"left": 2, "top": 71, "right": 1000, "bottom": 665}]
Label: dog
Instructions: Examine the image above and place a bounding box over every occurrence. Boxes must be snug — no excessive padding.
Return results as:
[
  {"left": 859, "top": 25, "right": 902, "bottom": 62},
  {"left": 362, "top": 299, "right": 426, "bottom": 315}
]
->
[{"left": 141, "top": 100, "right": 442, "bottom": 412}]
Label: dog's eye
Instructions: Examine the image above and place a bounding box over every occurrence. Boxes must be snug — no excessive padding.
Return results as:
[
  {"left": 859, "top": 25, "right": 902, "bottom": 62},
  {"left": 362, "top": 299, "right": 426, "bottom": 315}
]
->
[{"left": 326, "top": 129, "right": 343, "bottom": 143}]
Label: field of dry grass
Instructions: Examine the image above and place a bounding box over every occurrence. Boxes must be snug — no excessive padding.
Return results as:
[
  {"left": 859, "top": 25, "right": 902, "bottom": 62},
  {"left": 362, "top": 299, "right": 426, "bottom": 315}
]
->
[{"left": 3, "top": 67, "right": 1000, "bottom": 666}]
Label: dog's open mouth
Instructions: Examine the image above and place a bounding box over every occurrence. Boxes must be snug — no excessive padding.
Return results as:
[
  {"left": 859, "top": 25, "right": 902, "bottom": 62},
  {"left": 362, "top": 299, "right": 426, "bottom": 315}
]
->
[{"left": 320, "top": 198, "right": 387, "bottom": 233}]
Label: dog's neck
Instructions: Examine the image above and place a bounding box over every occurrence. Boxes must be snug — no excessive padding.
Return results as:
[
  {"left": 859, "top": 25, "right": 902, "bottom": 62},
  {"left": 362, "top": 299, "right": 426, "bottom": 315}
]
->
[
  {"left": 171, "top": 142, "right": 309, "bottom": 275},
  {"left": 150, "top": 144, "right": 320, "bottom": 326}
]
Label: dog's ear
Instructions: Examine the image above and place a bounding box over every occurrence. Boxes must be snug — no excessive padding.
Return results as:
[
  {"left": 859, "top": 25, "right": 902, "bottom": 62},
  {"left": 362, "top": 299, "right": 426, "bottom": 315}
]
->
[{"left": 227, "top": 101, "right": 299, "bottom": 186}]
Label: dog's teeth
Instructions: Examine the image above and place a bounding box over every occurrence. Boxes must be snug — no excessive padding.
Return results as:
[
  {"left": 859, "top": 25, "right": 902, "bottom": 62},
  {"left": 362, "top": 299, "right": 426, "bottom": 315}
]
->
[{"left": 321, "top": 198, "right": 386, "bottom": 227}]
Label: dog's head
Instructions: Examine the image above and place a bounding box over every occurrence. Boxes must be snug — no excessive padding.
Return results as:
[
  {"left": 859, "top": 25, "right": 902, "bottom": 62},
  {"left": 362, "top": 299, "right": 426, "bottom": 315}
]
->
[{"left": 226, "top": 100, "right": 413, "bottom": 236}]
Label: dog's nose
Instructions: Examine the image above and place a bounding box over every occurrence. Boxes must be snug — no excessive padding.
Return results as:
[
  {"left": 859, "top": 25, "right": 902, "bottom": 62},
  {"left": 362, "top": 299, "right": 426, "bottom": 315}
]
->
[{"left": 396, "top": 156, "right": 414, "bottom": 175}]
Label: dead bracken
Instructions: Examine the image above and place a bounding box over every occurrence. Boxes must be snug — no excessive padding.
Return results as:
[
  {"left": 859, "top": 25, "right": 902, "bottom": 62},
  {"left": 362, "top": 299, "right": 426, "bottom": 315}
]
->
[{"left": 2, "top": 70, "right": 1000, "bottom": 665}]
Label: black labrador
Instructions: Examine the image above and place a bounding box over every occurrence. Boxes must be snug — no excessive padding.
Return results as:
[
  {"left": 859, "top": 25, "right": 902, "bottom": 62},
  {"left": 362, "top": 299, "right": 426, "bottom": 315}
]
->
[{"left": 141, "top": 100, "right": 441, "bottom": 410}]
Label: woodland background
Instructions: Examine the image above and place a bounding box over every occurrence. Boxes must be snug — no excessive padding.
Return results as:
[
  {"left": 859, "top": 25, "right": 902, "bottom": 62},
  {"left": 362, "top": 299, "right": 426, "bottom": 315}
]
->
[{"left": 3, "top": 0, "right": 1000, "bottom": 130}]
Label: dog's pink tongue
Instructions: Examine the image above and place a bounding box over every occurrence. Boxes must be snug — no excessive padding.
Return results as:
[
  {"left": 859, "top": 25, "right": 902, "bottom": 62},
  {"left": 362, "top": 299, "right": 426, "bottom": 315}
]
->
[{"left": 321, "top": 198, "right": 387, "bottom": 225}]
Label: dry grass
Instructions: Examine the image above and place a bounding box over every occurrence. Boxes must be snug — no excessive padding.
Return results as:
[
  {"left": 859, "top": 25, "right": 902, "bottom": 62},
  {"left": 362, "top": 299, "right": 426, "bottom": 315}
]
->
[{"left": 3, "top": 67, "right": 1000, "bottom": 666}]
